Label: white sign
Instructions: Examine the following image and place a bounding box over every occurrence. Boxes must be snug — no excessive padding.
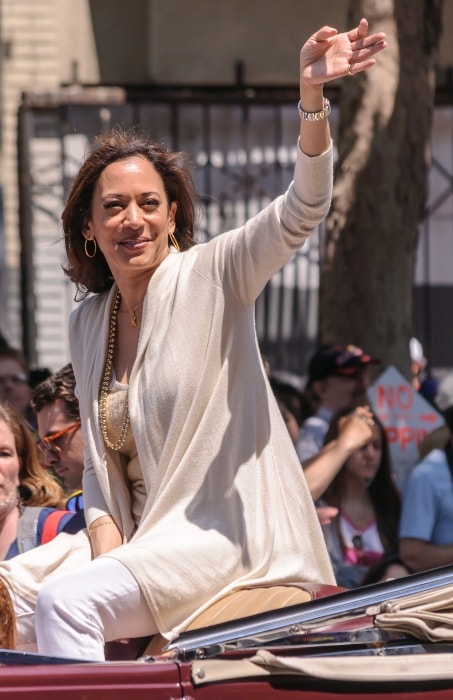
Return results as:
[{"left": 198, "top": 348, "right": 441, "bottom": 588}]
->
[{"left": 368, "top": 366, "right": 445, "bottom": 491}]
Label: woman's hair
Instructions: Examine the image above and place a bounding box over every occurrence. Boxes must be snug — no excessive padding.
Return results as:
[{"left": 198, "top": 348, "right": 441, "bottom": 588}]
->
[
  {"left": 0, "top": 403, "right": 66, "bottom": 509},
  {"left": 0, "top": 578, "right": 15, "bottom": 649},
  {"left": 270, "top": 377, "right": 311, "bottom": 425},
  {"left": 62, "top": 127, "right": 200, "bottom": 298},
  {"left": 323, "top": 407, "right": 401, "bottom": 553}
]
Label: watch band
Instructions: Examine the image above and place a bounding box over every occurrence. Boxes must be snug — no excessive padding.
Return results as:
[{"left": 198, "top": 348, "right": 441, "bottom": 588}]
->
[{"left": 297, "top": 97, "right": 331, "bottom": 121}]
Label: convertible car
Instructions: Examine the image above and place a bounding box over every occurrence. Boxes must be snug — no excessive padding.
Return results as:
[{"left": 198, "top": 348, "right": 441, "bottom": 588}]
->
[{"left": 1, "top": 566, "right": 453, "bottom": 698}]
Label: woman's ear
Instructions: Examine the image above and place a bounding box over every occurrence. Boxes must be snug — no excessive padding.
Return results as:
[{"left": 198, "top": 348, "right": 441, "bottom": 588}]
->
[
  {"left": 168, "top": 201, "right": 177, "bottom": 229},
  {"left": 82, "top": 221, "right": 93, "bottom": 240}
]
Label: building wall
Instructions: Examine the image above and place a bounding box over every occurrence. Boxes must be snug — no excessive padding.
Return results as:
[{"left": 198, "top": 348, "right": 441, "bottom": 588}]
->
[
  {"left": 2, "top": 0, "right": 58, "bottom": 343},
  {"left": 147, "top": 1, "right": 349, "bottom": 84},
  {"left": 0, "top": 0, "right": 97, "bottom": 348}
]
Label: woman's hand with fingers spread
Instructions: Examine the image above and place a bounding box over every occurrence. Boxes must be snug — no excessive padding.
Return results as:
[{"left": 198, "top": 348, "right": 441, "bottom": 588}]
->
[{"left": 300, "top": 17, "right": 387, "bottom": 88}]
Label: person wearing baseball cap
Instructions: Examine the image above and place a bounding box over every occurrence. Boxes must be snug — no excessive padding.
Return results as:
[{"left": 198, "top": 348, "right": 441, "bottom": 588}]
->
[{"left": 296, "top": 344, "right": 379, "bottom": 462}]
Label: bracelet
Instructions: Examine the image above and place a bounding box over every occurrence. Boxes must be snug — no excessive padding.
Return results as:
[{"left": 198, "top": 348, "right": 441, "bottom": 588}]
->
[
  {"left": 297, "top": 97, "right": 331, "bottom": 122},
  {"left": 88, "top": 519, "right": 114, "bottom": 536}
]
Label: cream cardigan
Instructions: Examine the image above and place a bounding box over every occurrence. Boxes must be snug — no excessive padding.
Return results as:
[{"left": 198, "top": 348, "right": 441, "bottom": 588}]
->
[{"left": 5, "top": 142, "right": 336, "bottom": 642}]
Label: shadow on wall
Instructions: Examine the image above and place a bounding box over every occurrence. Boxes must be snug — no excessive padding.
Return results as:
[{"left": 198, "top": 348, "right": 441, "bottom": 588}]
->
[{"left": 88, "top": 0, "right": 150, "bottom": 83}]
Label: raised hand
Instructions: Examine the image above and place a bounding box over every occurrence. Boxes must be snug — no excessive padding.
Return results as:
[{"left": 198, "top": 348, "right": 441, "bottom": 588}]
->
[
  {"left": 300, "top": 17, "right": 387, "bottom": 86},
  {"left": 336, "top": 405, "right": 375, "bottom": 455}
]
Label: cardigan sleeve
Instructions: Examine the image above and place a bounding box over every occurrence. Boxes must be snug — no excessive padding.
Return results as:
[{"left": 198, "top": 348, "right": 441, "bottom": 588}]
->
[
  {"left": 281, "top": 140, "right": 333, "bottom": 239},
  {"left": 69, "top": 299, "right": 113, "bottom": 528},
  {"left": 194, "top": 141, "right": 333, "bottom": 308}
]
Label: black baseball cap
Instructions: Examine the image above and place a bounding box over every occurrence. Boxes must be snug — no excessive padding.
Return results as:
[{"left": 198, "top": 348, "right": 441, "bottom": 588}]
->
[{"left": 307, "top": 344, "right": 379, "bottom": 384}]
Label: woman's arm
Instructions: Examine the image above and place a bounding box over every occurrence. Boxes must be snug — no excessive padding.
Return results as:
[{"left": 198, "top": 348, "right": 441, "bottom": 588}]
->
[
  {"left": 88, "top": 516, "right": 122, "bottom": 557},
  {"left": 298, "top": 18, "right": 386, "bottom": 157},
  {"left": 303, "top": 406, "right": 374, "bottom": 501},
  {"left": 399, "top": 538, "right": 453, "bottom": 573},
  {"left": 210, "top": 18, "right": 386, "bottom": 307},
  {"left": 69, "top": 299, "right": 128, "bottom": 557}
]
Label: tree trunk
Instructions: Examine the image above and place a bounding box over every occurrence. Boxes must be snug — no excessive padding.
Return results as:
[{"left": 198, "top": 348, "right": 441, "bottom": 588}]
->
[{"left": 319, "top": 0, "right": 443, "bottom": 380}]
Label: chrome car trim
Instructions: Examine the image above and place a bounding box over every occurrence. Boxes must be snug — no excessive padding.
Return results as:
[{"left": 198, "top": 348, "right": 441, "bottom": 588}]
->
[{"left": 168, "top": 566, "right": 453, "bottom": 659}]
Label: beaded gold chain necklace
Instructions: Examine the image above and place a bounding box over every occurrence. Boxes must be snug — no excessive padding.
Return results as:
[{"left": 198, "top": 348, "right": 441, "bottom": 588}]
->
[{"left": 99, "top": 289, "right": 130, "bottom": 451}]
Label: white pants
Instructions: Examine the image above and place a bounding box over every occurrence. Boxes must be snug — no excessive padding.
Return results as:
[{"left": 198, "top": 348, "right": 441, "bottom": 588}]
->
[{"left": 33, "top": 557, "right": 158, "bottom": 661}]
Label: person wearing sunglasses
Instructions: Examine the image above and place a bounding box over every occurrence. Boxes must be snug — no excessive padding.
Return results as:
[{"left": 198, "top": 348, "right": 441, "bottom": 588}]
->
[{"left": 31, "top": 364, "right": 84, "bottom": 513}]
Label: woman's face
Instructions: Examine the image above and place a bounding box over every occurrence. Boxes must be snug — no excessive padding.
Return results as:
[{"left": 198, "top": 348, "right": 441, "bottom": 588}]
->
[
  {"left": 0, "top": 419, "right": 20, "bottom": 514},
  {"left": 83, "top": 156, "right": 177, "bottom": 282},
  {"left": 344, "top": 423, "right": 383, "bottom": 487}
]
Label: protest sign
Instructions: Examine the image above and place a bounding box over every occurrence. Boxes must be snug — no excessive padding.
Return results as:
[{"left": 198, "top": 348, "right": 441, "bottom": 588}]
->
[{"left": 368, "top": 366, "right": 444, "bottom": 491}]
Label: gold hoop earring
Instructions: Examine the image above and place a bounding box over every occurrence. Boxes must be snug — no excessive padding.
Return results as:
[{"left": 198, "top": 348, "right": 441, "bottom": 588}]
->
[
  {"left": 84, "top": 238, "right": 97, "bottom": 258},
  {"left": 168, "top": 230, "right": 180, "bottom": 252}
]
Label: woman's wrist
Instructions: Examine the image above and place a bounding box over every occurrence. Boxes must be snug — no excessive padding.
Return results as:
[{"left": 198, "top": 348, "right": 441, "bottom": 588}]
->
[
  {"left": 298, "top": 83, "right": 331, "bottom": 157},
  {"left": 88, "top": 517, "right": 122, "bottom": 557},
  {"left": 88, "top": 517, "right": 115, "bottom": 537},
  {"left": 299, "top": 83, "right": 325, "bottom": 112},
  {"left": 297, "top": 98, "right": 331, "bottom": 122}
]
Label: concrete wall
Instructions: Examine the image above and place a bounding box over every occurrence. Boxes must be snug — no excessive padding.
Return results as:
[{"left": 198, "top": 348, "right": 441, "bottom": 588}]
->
[
  {"left": 0, "top": 0, "right": 98, "bottom": 348},
  {"left": 1, "top": 0, "right": 59, "bottom": 343},
  {"left": 147, "top": 1, "right": 349, "bottom": 84}
]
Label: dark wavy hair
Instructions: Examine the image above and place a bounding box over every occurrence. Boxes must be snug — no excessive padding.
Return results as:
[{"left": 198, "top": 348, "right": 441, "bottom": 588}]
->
[
  {"left": 62, "top": 128, "right": 200, "bottom": 298},
  {"left": 323, "top": 407, "right": 401, "bottom": 553},
  {"left": 31, "top": 363, "right": 79, "bottom": 421}
]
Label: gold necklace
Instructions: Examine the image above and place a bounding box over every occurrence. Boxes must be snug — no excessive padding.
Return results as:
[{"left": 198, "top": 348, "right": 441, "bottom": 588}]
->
[
  {"left": 118, "top": 299, "right": 144, "bottom": 327},
  {"left": 99, "top": 289, "right": 130, "bottom": 451}
]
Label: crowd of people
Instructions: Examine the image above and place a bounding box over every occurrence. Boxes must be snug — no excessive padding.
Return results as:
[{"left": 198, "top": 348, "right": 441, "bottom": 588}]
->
[
  {"left": 0, "top": 16, "right": 448, "bottom": 663},
  {"left": 271, "top": 339, "right": 453, "bottom": 589},
  {"left": 0, "top": 343, "right": 86, "bottom": 557},
  {"left": 1, "top": 332, "right": 449, "bottom": 652}
]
